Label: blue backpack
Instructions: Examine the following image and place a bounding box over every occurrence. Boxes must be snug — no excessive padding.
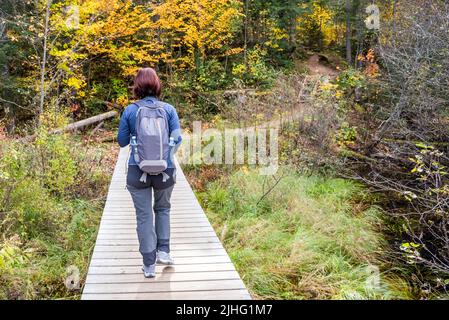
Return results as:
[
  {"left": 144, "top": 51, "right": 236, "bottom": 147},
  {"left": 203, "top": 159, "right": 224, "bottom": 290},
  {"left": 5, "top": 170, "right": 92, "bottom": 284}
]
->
[{"left": 131, "top": 99, "right": 171, "bottom": 183}]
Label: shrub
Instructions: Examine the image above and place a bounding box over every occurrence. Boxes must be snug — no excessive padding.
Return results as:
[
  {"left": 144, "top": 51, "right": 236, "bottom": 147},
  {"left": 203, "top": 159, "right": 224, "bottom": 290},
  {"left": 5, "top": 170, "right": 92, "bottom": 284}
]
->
[
  {"left": 0, "top": 119, "right": 113, "bottom": 298},
  {"left": 343, "top": 1, "right": 449, "bottom": 296},
  {"left": 195, "top": 59, "right": 229, "bottom": 91},
  {"left": 232, "top": 45, "right": 277, "bottom": 87}
]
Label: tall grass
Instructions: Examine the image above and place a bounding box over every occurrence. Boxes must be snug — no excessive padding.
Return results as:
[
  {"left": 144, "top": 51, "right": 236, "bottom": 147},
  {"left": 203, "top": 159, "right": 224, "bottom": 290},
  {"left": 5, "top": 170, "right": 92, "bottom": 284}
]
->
[
  {"left": 197, "top": 167, "right": 413, "bottom": 299},
  {"left": 0, "top": 125, "right": 115, "bottom": 299}
]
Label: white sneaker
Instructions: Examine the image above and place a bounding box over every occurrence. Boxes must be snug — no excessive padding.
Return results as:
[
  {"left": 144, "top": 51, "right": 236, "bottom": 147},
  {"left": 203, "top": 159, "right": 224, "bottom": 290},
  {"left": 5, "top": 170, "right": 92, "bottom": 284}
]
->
[
  {"left": 157, "top": 251, "right": 174, "bottom": 265},
  {"left": 142, "top": 264, "right": 156, "bottom": 278}
]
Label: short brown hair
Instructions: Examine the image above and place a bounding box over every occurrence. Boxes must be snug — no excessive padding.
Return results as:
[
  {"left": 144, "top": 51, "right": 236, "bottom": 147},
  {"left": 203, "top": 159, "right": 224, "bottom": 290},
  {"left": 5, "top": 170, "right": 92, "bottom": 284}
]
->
[{"left": 133, "top": 68, "right": 162, "bottom": 99}]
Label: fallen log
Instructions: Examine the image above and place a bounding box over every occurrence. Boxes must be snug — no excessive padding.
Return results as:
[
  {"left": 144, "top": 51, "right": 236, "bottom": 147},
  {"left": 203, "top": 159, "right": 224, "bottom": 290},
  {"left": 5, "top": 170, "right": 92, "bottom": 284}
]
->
[{"left": 20, "top": 110, "right": 118, "bottom": 142}]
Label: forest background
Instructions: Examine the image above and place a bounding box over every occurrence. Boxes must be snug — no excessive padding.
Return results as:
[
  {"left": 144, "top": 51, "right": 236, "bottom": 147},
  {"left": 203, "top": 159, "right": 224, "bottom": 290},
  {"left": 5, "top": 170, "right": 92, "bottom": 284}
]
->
[{"left": 1, "top": 0, "right": 448, "bottom": 300}]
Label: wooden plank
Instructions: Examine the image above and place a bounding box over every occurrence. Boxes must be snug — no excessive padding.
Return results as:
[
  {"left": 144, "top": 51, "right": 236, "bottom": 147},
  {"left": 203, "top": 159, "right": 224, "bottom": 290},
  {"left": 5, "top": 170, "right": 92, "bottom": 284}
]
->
[
  {"left": 101, "top": 213, "right": 206, "bottom": 218},
  {"left": 106, "top": 196, "right": 198, "bottom": 200},
  {"left": 90, "top": 255, "right": 232, "bottom": 266},
  {"left": 111, "top": 180, "right": 188, "bottom": 183},
  {"left": 104, "top": 202, "right": 200, "bottom": 205},
  {"left": 93, "top": 243, "right": 224, "bottom": 252},
  {"left": 103, "top": 206, "right": 203, "bottom": 211},
  {"left": 102, "top": 208, "right": 204, "bottom": 213},
  {"left": 100, "top": 218, "right": 210, "bottom": 224},
  {"left": 105, "top": 199, "right": 200, "bottom": 203},
  {"left": 83, "top": 279, "right": 246, "bottom": 294},
  {"left": 95, "top": 238, "right": 222, "bottom": 246},
  {"left": 97, "top": 226, "right": 215, "bottom": 234},
  {"left": 85, "top": 271, "right": 240, "bottom": 284},
  {"left": 107, "top": 186, "right": 191, "bottom": 190},
  {"left": 101, "top": 214, "right": 205, "bottom": 219},
  {"left": 104, "top": 204, "right": 203, "bottom": 208},
  {"left": 86, "top": 263, "right": 238, "bottom": 275},
  {"left": 95, "top": 233, "right": 218, "bottom": 240},
  {"left": 97, "top": 229, "right": 215, "bottom": 235},
  {"left": 92, "top": 248, "right": 228, "bottom": 259},
  {"left": 105, "top": 196, "right": 196, "bottom": 199},
  {"left": 100, "top": 219, "right": 210, "bottom": 226},
  {"left": 101, "top": 213, "right": 209, "bottom": 219},
  {"left": 82, "top": 289, "right": 251, "bottom": 300},
  {"left": 100, "top": 220, "right": 210, "bottom": 225},
  {"left": 105, "top": 199, "right": 201, "bottom": 203}
]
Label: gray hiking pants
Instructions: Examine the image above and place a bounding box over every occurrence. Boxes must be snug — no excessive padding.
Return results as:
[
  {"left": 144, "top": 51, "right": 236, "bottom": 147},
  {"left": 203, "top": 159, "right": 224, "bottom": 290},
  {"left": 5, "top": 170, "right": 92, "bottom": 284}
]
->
[{"left": 126, "top": 165, "right": 175, "bottom": 266}]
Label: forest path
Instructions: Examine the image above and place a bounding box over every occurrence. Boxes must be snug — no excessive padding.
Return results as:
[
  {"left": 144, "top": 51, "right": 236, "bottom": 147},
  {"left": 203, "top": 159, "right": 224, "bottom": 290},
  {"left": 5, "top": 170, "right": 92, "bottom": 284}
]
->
[
  {"left": 306, "top": 54, "right": 340, "bottom": 78},
  {"left": 81, "top": 147, "right": 251, "bottom": 300},
  {"left": 255, "top": 54, "right": 341, "bottom": 129}
]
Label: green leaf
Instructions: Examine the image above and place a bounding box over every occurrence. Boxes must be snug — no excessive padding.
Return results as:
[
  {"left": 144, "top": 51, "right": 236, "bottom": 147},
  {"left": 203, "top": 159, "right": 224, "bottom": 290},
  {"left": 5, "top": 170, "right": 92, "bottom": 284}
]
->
[{"left": 415, "top": 142, "right": 433, "bottom": 150}]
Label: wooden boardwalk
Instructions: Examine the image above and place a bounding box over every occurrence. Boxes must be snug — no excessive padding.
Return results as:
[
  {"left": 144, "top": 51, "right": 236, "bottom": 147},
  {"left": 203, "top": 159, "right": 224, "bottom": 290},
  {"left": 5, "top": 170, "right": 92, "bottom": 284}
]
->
[{"left": 81, "top": 147, "right": 251, "bottom": 300}]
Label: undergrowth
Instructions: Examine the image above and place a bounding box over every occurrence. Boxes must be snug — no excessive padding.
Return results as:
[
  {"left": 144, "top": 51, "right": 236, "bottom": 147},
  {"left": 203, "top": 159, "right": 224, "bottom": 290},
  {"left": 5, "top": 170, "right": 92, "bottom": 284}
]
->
[
  {"left": 0, "top": 114, "right": 116, "bottom": 299},
  {"left": 197, "top": 167, "right": 414, "bottom": 299}
]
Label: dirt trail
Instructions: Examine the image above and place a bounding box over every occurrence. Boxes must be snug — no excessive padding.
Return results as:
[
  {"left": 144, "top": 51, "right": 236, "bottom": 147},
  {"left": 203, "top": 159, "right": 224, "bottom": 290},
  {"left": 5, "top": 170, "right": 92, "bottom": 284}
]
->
[
  {"left": 306, "top": 54, "right": 339, "bottom": 78},
  {"left": 256, "top": 54, "right": 340, "bottom": 129}
]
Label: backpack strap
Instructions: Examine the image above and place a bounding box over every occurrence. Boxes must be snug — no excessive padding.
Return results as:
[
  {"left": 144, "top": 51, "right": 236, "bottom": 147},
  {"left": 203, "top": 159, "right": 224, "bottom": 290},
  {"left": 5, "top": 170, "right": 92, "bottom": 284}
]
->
[
  {"left": 133, "top": 99, "right": 163, "bottom": 109},
  {"left": 132, "top": 99, "right": 158, "bottom": 165},
  {"left": 133, "top": 100, "right": 150, "bottom": 108},
  {"left": 139, "top": 172, "right": 147, "bottom": 183},
  {"left": 133, "top": 100, "right": 150, "bottom": 115},
  {"left": 139, "top": 171, "right": 170, "bottom": 183},
  {"left": 133, "top": 99, "right": 166, "bottom": 120}
]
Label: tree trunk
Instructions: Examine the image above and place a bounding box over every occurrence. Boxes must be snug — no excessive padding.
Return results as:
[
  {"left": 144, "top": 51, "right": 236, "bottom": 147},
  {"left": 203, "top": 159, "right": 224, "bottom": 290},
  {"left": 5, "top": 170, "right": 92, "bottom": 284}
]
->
[
  {"left": 20, "top": 110, "right": 118, "bottom": 142},
  {"left": 345, "top": 0, "right": 352, "bottom": 65},
  {"left": 243, "top": 0, "right": 249, "bottom": 72},
  {"left": 0, "top": 11, "right": 14, "bottom": 134},
  {"left": 355, "top": 5, "right": 363, "bottom": 69},
  {"left": 288, "top": 10, "right": 296, "bottom": 49},
  {"left": 392, "top": 0, "right": 397, "bottom": 41},
  {"left": 38, "top": 0, "right": 52, "bottom": 122},
  {"left": 0, "top": 13, "right": 6, "bottom": 75}
]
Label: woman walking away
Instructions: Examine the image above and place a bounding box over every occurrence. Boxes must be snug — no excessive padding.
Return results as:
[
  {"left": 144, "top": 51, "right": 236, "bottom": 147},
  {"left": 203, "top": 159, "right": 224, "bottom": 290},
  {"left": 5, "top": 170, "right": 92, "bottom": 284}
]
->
[{"left": 117, "top": 68, "right": 182, "bottom": 278}]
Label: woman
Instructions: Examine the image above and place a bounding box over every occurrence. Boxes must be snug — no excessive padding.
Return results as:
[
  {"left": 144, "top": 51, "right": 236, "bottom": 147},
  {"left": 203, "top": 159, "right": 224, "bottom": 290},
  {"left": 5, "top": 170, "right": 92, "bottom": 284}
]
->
[{"left": 117, "top": 68, "right": 182, "bottom": 278}]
